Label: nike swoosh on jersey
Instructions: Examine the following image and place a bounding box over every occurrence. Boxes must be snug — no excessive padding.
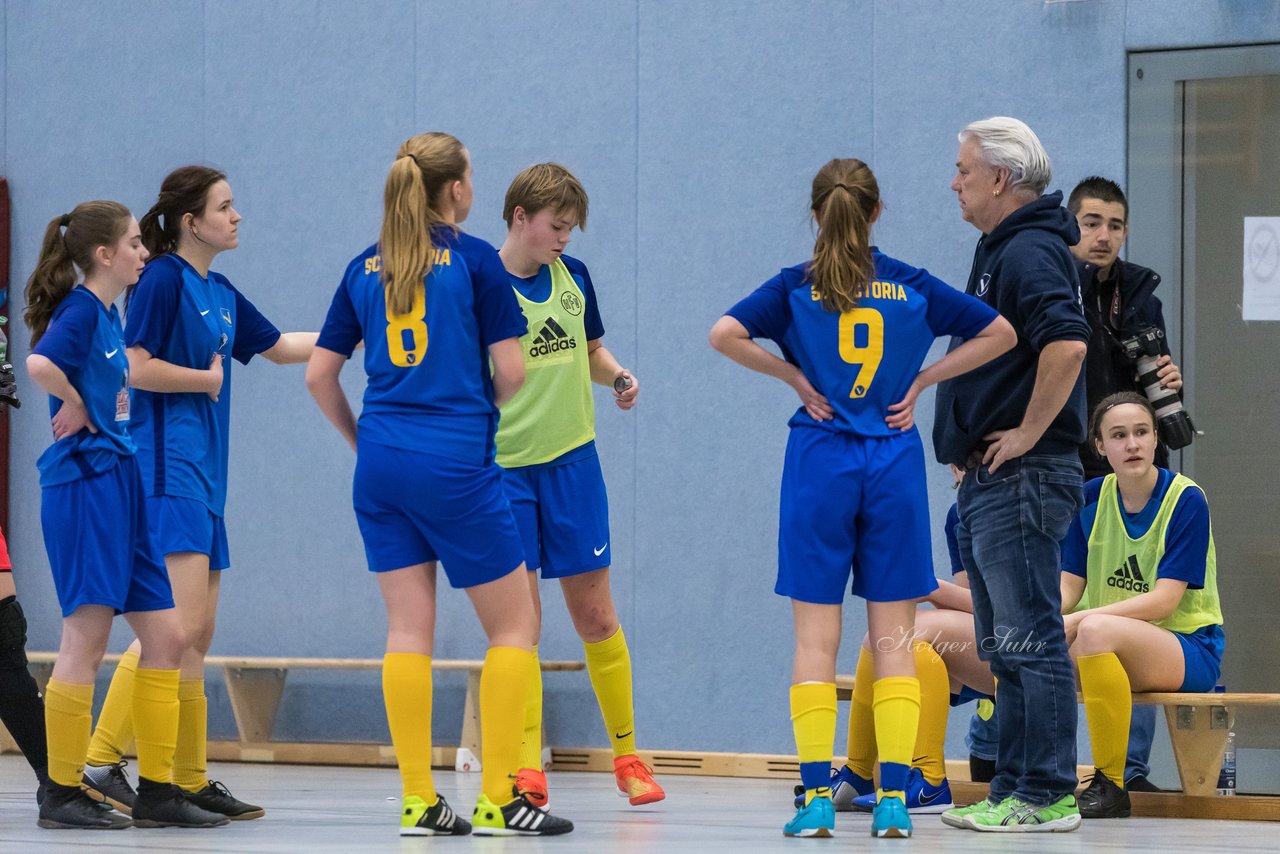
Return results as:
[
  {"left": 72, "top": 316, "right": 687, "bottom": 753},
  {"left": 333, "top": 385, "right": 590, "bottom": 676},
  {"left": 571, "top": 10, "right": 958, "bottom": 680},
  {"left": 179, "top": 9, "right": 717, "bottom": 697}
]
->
[
  {"left": 200, "top": 309, "right": 211, "bottom": 316},
  {"left": 104, "top": 349, "right": 119, "bottom": 358},
  {"left": 594, "top": 543, "right": 608, "bottom": 556}
]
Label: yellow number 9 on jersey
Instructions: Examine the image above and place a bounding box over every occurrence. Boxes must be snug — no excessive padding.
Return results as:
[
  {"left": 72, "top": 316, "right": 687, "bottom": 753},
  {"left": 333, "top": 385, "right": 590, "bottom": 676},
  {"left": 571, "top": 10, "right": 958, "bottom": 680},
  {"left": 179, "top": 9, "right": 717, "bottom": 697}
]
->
[
  {"left": 837, "top": 307, "right": 884, "bottom": 398},
  {"left": 385, "top": 288, "right": 428, "bottom": 367}
]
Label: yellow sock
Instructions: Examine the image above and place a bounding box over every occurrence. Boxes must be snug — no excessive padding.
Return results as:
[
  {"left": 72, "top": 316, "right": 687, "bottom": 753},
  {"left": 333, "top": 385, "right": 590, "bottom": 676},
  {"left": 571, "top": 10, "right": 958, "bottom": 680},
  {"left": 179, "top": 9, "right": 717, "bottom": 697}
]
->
[
  {"left": 172, "top": 679, "right": 209, "bottom": 792},
  {"left": 1078, "top": 652, "right": 1131, "bottom": 787},
  {"left": 480, "top": 646, "right": 533, "bottom": 803},
  {"left": 584, "top": 627, "right": 636, "bottom": 758},
  {"left": 44, "top": 678, "right": 94, "bottom": 787},
  {"left": 132, "top": 667, "right": 180, "bottom": 784},
  {"left": 911, "top": 642, "right": 950, "bottom": 786},
  {"left": 86, "top": 649, "right": 138, "bottom": 766},
  {"left": 382, "top": 653, "right": 436, "bottom": 802},
  {"left": 873, "top": 675, "right": 920, "bottom": 800},
  {"left": 518, "top": 646, "right": 543, "bottom": 770},
  {"left": 845, "top": 646, "right": 877, "bottom": 779},
  {"left": 790, "top": 681, "right": 837, "bottom": 804}
]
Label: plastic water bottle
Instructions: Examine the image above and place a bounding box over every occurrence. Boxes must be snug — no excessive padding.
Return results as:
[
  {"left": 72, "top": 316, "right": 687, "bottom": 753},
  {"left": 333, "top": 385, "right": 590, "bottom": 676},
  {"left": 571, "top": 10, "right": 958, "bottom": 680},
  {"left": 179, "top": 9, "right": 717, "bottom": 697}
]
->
[
  {"left": 1218, "top": 731, "right": 1237, "bottom": 796},
  {"left": 1215, "top": 681, "right": 1236, "bottom": 796}
]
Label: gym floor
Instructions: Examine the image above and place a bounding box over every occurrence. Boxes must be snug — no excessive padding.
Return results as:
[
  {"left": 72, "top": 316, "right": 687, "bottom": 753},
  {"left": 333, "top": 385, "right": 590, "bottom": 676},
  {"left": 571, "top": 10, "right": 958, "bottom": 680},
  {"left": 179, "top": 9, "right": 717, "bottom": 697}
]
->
[{"left": 0, "top": 755, "right": 1274, "bottom": 852}]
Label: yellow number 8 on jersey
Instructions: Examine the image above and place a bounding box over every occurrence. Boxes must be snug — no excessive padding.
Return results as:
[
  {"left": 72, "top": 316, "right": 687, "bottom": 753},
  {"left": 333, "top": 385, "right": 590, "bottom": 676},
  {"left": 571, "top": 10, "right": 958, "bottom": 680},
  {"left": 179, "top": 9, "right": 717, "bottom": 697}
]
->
[
  {"left": 385, "top": 288, "right": 428, "bottom": 367},
  {"left": 837, "top": 307, "right": 884, "bottom": 398}
]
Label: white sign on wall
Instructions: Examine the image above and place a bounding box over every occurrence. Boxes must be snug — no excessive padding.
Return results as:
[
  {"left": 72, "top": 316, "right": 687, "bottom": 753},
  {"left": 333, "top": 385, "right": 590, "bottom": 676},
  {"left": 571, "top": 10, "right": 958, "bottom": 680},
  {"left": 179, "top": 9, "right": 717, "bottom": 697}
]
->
[{"left": 1244, "top": 217, "right": 1280, "bottom": 321}]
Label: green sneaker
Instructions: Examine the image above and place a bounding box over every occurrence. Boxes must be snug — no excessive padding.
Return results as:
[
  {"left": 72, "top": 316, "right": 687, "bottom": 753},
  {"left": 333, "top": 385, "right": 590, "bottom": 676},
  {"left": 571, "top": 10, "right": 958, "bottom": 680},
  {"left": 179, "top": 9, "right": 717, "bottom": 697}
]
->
[
  {"left": 968, "top": 795, "right": 1081, "bottom": 833},
  {"left": 400, "top": 794, "right": 470, "bottom": 836},
  {"left": 940, "top": 798, "right": 997, "bottom": 829}
]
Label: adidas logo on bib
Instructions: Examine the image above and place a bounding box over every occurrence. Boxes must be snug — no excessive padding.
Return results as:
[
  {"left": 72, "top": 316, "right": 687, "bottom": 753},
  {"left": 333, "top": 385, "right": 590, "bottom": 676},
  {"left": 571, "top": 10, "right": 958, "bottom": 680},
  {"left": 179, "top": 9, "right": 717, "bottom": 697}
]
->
[
  {"left": 528, "top": 317, "right": 577, "bottom": 361},
  {"left": 1107, "top": 555, "right": 1149, "bottom": 593}
]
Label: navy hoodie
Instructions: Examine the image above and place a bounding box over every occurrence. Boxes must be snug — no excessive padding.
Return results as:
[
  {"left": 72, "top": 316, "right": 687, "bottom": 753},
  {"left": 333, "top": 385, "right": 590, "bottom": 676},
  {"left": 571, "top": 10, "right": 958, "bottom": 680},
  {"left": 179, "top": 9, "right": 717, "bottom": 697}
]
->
[{"left": 933, "top": 191, "right": 1091, "bottom": 468}]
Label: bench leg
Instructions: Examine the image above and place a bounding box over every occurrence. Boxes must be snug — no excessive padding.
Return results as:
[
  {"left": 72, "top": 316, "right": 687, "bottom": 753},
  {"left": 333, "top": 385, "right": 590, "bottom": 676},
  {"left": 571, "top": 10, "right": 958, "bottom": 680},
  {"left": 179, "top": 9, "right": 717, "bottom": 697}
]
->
[
  {"left": 1164, "top": 703, "right": 1230, "bottom": 797},
  {"left": 456, "top": 670, "right": 482, "bottom": 773},
  {"left": 27, "top": 661, "right": 53, "bottom": 694},
  {"left": 224, "top": 667, "right": 287, "bottom": 743}
]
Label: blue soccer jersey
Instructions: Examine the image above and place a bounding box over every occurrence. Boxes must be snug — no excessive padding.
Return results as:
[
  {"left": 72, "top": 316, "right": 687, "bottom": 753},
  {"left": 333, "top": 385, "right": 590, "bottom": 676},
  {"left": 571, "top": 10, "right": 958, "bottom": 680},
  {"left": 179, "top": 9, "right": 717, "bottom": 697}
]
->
[
  {"left": 727, "top": 250, "right": 998, "bottom": 437},
  {"left": 33, "top": 287, "right": 135, "bottom": 486},
  {"left": 125, "top": 254, "right": 282, "bottom": 516},
  {"left": 1062, "top": 468, "right": 1212, "bottom": 588},
  {"left": 317, "top": 228, "right": 527, "bottom": 463}
]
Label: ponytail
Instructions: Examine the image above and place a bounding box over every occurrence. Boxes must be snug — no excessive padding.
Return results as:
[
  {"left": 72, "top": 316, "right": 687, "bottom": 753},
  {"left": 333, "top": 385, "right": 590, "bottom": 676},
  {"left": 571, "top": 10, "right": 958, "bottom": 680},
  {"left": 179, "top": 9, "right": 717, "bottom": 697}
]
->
[
  {"left": 126, "top": 165, "right": 227, "bottom": 311},
  {"left": 138, "top": 165, "right": 227, "bottom": 258},
  {"left": 379, "top": 132, "right": 467, "bottom": 316},
  {"left": 807, "top": 158, "right": 880, "bottom": 315},
  {"left": 24, "top": 201, "right": 130, "bottom": 345}
]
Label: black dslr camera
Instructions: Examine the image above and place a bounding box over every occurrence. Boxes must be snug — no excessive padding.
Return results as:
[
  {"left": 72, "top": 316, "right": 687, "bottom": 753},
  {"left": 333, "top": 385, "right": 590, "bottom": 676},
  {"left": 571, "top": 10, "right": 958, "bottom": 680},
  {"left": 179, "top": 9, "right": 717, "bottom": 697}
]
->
[
  {"left": 0, "top": 363, "right": 19, "bottom": 409},
  {"left": 1119, "top": 327, "right": 1193, "bottom": 450}
]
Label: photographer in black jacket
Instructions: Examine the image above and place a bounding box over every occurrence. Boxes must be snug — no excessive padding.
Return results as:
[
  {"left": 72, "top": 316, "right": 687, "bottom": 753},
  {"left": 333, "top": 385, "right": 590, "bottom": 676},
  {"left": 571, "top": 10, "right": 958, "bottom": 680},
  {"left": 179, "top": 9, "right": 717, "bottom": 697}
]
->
[{"left": 1068, "top": 177, "right": 1183, "bottom": 480}]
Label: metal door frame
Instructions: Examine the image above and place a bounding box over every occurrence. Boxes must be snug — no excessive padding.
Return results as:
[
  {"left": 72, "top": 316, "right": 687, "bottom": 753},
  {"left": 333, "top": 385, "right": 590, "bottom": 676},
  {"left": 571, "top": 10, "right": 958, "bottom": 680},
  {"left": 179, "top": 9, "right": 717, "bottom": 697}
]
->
[{"left": 1127, "top": 43, "right": 1280, "bottom": 476}]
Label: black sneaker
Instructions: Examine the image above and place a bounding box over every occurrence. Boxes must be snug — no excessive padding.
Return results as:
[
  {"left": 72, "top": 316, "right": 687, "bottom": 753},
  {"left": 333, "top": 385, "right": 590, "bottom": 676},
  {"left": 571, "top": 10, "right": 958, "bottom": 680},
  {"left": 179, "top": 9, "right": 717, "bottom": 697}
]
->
[
  {"left": 969, "top": 754, "right": 997, "bottom": 784},
  {"left": 132, "top": 777, "right": 230, "bottom": 828},
  {"left": 37, "top": 781, "right": 132, "bottom": 829},
  {"left": 1125, "top": 774, "right": 1163, "bottom": 793},
  {"left": 1078, "top": 769, "right": 1131, "bottom": 818},
  {"left": 472, "top": 787, "right": 574, "bottom": 836},
  {"left": 81, "top": 759, "right": 137, "bottom": 814},
  {"left": 182, "top": 780, "right": 265, "bottom": 820}
]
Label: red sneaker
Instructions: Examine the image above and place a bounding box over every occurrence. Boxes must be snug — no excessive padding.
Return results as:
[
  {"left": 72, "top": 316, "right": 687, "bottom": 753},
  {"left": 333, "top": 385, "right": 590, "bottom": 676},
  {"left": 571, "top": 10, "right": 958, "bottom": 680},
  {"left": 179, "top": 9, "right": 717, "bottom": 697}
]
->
[
  {"left": 613, "top": 755, "right": 665, "bottom": 806},
  {"left": 514, "top": 768, "right": 549, "bottom": 811}
]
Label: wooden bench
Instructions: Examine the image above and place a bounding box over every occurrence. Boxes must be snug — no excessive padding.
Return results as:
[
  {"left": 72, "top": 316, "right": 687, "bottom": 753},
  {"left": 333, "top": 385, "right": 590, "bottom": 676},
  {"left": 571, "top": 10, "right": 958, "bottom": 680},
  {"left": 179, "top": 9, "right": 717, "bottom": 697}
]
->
[{"left": 9, "top": 652, "right": 584, "bottom": 772}]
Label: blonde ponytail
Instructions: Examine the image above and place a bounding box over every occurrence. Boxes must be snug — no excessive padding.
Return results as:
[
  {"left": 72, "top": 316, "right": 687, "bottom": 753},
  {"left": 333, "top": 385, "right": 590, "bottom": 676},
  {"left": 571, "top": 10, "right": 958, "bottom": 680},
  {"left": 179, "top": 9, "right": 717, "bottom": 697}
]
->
[
  {"left": 807, "top": 158, "right": 879, "bottom": 315},
  {"left": 379, "top": 133, "right": 467, "bottom": 315}
]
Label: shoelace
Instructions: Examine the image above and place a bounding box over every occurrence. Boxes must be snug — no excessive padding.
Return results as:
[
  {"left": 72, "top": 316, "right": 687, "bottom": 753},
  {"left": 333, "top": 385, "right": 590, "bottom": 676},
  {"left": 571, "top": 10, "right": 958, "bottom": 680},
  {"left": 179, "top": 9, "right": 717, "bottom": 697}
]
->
[
  {"left": 206, "top": 780, "right": 234, "bottom": 798},
  {"left": 618, "top": 758, "right": 655, "bottom": 778}
]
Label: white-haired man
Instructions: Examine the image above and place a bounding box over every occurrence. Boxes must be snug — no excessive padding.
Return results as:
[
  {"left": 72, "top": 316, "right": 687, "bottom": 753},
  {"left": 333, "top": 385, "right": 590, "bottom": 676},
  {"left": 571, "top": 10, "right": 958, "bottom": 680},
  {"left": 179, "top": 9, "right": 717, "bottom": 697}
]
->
[{"left": 933, "top": 117, "right": 1089, "bottom": 833}]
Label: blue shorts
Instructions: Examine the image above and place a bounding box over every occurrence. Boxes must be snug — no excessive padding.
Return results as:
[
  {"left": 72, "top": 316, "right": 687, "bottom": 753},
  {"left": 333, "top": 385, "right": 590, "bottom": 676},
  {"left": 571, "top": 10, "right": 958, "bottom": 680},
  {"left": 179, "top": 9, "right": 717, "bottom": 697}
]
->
[
  {"left": 148, "top": 495, "right": 230, "bottom": 570},
  {"left": 776, "top": 427, "right": 937, "bottom": 604},
  {"left": 1175, "top": 623, "right": 1225, "bottom": 692},
  {"left": 951, "top": 684, "right": 994, "bottom": 707},
  {"left": 353, "top": 438, "right": 525, "bottom": 589},
  {"left": 41, "top": 456, "right": 174, "bottom": 618},
  {"left": 502, "top": 443, "right": 610, "bottom": 578}
]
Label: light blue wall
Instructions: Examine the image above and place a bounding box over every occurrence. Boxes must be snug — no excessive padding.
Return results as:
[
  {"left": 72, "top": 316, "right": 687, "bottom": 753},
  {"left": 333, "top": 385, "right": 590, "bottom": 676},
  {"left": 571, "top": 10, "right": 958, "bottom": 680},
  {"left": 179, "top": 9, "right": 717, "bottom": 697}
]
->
[{"left": 3, "top": 1, "right": 1278, "bottom": 777}]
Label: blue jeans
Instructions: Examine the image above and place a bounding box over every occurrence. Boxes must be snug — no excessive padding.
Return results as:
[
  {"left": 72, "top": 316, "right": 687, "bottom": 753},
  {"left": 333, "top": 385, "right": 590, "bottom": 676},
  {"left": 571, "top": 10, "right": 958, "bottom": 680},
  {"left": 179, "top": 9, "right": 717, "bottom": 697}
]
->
[
  {"left": 1126, "top": 705, "right": 1156, "bottom": 782},
  {"left": 956, "top": 453, "right": 1083, "bottom": 806},
  {"left": 966, "top": 705, "right": 999, "bottom": 760},
  {"left": 967, "top": 701, "right": 1156, "bottom": 783}
]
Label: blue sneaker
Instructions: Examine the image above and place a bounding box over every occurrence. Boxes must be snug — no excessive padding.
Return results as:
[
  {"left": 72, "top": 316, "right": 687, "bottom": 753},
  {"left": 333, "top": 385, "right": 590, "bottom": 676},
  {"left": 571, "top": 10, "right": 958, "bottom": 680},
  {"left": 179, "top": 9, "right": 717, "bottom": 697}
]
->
[
  {"left": 851, "top": 768, "right": 954, "bottom": 814},
  {"left": 871, "top": 794, "right": 912, "bottom": 838},
  {"left": 784, "top": 795, "right": 835, "bottom": 838},
  {"left": 830, "top": 765, "right": 875, "bottom": 811},
  {"left": 793, "top": 765, "right": 873, "bottom": 811}
]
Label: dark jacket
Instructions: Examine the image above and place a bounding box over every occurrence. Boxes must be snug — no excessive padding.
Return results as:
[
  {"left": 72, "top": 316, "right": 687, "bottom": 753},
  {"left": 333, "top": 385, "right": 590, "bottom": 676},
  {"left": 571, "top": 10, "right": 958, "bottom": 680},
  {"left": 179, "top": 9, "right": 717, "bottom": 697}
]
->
[
  {"left": 1077, "top": 257, "right": 1172, "bottom": 477},
  {"left": 933, "top": 191, "right": 1091, "bottom": 468}
]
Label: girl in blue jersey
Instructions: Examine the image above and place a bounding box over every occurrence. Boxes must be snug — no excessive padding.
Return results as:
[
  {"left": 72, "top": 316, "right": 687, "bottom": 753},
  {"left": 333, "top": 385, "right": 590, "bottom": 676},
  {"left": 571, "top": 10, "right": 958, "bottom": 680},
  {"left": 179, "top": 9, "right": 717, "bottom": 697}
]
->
[
  {"left": 1064, "top": 392, "right": 1222, "bottom": 819},
  {"left": 24, "top": 202, "right": 227, "bottom": 830},
  {"left": 495, "top": 163, "right": 662, "bottom": 810},
  {"left": 306, "top": 131, "right": 573, "bottom": 838},
  {"left": 710, "top": 158, "right": 1016, "bottom": 840},
  {"left": 82, "top": 167, "right": 316, "bottom": 820}
]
